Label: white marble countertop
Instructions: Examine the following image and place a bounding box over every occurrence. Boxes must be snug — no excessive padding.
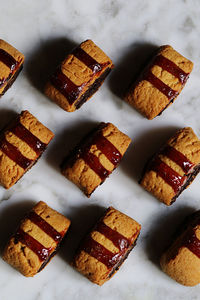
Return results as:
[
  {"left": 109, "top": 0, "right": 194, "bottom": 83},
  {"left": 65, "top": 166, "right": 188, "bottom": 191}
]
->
[{"left": 0, "top": 0, "right": 200, "bottom": 299}]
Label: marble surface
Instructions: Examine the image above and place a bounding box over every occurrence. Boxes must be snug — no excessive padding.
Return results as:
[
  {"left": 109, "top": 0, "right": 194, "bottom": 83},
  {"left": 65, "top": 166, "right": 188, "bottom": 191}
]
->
[{"left": 0, "top": 0, "right": 200, "bottom": 299}]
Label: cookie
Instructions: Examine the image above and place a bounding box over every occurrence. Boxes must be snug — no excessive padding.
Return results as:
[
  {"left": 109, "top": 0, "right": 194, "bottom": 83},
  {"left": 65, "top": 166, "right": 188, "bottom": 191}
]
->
[
  {"left": 45, "top": 40, "right": 114, "bottom": 112},
  {"left": 140, "top": 127, "right": 200, "bottom": 205},
  {"left": 0, "top": 110, "right": 54, "bottom": 189},
  {"left": 61, "top": 122, "right": 131, "bottom": 197},
  {"left": 73, "top": 206, "right": 141, "bottom": 285},
  {"left": 0, "top": 39, "right": 24, "bottom": 96},
  {"left": 125, "top": 45, "right": 193, "bottom": 119},
  {"left": 160, "top": 211, "right": 200, "bottom": 286},
  {"left": 3, "top": 201, "right": 71, "bottom": 277}
]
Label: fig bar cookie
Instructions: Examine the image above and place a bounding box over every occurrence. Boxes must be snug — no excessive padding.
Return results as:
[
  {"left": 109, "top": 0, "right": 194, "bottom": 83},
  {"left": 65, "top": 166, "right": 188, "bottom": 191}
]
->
[
  {"left": 3, "top": 201, "right": 71, "bottom": 277},
  {"left": 125, "top": 45, "right": 193, "bottom": 120},
  {"left": 160, "top": 210, "right": 200, "bottom": 286},
  {"left": 0, "top": 110, "right": 54, "bottom": 189},
  {"left": 61, "top": 122, "right": 131, "bottom": 197},
  {"left": 140, "top": 127, "right": 200, "bottom": 205},
  {"left": 73, "top": 207, "right": 141, "bottom": 285},
  {"left": 45, "top": 39, "right": 114, "bottom": 112},
  {"left": 0, "top": 39, "right": 25, "bottom": 96}
]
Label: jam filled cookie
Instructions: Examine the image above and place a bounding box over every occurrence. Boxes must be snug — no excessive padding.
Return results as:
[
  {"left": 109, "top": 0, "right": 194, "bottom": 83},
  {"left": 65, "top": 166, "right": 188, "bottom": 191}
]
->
[
  {"left": 45, "top": 39, "right": 114, "bottom": 112},
  {"left": 140, "top": 127, "right": 200, "bottom": 205},
  {"left": 3, "top": 201, "right": 71, "bottom": 277},
  {"left": 73, "top": 206, "right": 141, "bottom": 285},
  {"left": 0, "top": 39, "right": 24, "bottom": 96},
  {"left": 61, "top": 122, "right": 131, "bottom": 197},
  {"left": 0, "top": 110, "right": 54, "bottom": 189},
  {"left": 125, "top": 45, "right": 193, "bottom": 120},
  {"left": 160, "top": 210, "right": 200, "bottom": 286}
]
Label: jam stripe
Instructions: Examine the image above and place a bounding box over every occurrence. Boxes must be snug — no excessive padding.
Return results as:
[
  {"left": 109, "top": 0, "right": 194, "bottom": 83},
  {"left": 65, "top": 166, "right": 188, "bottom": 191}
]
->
[
  {"left": 160, "top": 145, "right": 194, "bottom": 174},
  {"left": 148, "top": 156, "right": 186, "bottom": 193},
  {"left": 93, "top": 134, "right": 122, "bottom": 166},
  {"left": 82, "top": 236, "right": 124, "bottom": 269},
  {"left": 0, "top": 139, "right": 33, "bottom": 169},
  {"left": 50, "top": 68, "right": 83, "bottom": 105},
  {"left": 183, "top": 229, "right": 200, "bottom": 259},
  {"left": 154, "top": 55, "right": 189, "bottom": 85},
  {"left": 72, "top": 47, "right": 102, "bottom": 73},
  {"left": 143, "top": 70, "right": 179, "bottom": 100},
  {"left": 0, "top": 48, "right": 18, "bottom": 71},
  {"left": 80, "top": 150, "right": 110, "bottom": 181},
  {"left": 96, "top": 222, "right": 130, "bottom": 251},
  {"left": 10, "top": 123, "right": 47, "bottom": 156},
  {"left": 15, "top": 229, "right": 52, "bottom": 262},
  {"left": 27, "top": 211, "right": 62, "bottom": 242}
]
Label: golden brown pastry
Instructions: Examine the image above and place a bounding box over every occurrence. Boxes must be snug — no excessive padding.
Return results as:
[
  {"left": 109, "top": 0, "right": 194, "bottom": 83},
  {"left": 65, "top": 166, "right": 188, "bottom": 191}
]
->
[
  {"left": 140, "top": 127, "right": 200, "bottom": 205},
  {"left": 125, "top": 45, "right": 193, "bottom": 120},
  {"left": 45, "top": 39, "right": 114, "bottom": 112},
  {"left": 0, "top": 110, "right": 54, "bottom": 189},
  {"left": 160, "top": 210, "right": 200, "bottom": 286},
  {"left": 73, "top": 206, "right": 141, "bottom": 285},
  {"left": 3, "top": 201, "right": 71, "bottom": 277},
  {"left": 61, "top": 122, "right": 131, "bottom": 197},
  {"left": 0, "top": 39, "right": 24, "bottom": 96}
]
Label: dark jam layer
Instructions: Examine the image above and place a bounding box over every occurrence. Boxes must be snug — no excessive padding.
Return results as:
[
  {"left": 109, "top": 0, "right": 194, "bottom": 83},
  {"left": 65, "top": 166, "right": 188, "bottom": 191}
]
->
[
  {"left": 80, "top": 150, "right": 110, "bottom": 181},
  {"left": 82, "top": 221, "right": 132, "bottom": 269},
  {"left": 10, "top": 123, "right": 47, "bottom": 156},
  {"left": 140, "top": 52, "right": 189, "bottom": 101},
  {"left": 0, "top": 118, "right": 47, "bottom": 170},
  {"left": 153, "top": 55, "right": 189, "bottom": 85},
  {"left": 143, "top": 70, "right": 179, "bottom": 100},
  {"left": 27, "top": 211, "right": 63, "bottom": 242},
  {"left": 0, "top": 48, "right": 18, "bottom": 71},
  {"left": 50, "top": 68, "right": 83, "bottom": 104},
  {"left": 161, "top": 145, "right": 194, "bottom": 173},
  {"left": 50, "top": 45, "right": 109, "bottom": 105},
  {"left": 72, "top": 47, "right": 102, "bottom": 73},
  {"left": 148, "top": 156, "right": 186, "bottom": 194},
  {"left": 183, "top": 229, "right": 200, "bottom": 258},
  {"left": 0, "top": 49, "right": 20, "bottom": 88},
  {"left": 14, "top": 211, "right": 64, "bottom": 262},
  {"left": 76, "top": 126, "right": 121, "bottom": 181},
  {"left": 0, "top": 138, "right": 33, "bottom": 169},
  {"left": 75, "top": 68, "right": 111, "bottom": 109},
  {"left": 96, "top": 222, "right": 130, "bottom": 251},
  {"left": 0, "top": 65, "right": 23, "bottom": 96},
  {"left": 93, "top": 134, "right": 122, "bottom": 166},
  {"left": 170, "top": 212, "right": 200, "bottom": 260},
  {"left": 15, "top": 228, "right": 52, "bottom": 262},
  {"left": 148, "top": 145, "right": 195, "bottom": 193}
]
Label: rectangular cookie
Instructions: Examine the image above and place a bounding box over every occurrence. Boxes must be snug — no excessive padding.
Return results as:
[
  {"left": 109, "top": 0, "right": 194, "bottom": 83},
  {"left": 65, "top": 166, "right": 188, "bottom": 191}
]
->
[
  {"left": 73, "top": 206, "right": 141, "bottom": 285},
  {"left": 160, "top": 210, "right": 200, "bottom": 286},
  {"left": 61, "top": 122, "right": 131, "bottom": 197},
  {"left": 3, "top": 201, "right": 71, "bottom": 277},
  {"left": 0, "top": 110, "right": 54, "bottom": 189},
  {"left": 0, "top": 39, "right": 25, "bottom": 96},
  {"left": 140, "top": 127, "right": 200, "bottom": 205},
  {"left": 125, "top": 45, "right": 193, "bottom": 120},
  {"left": 45, "top": 39, "right": 114, "bottom": 112}
]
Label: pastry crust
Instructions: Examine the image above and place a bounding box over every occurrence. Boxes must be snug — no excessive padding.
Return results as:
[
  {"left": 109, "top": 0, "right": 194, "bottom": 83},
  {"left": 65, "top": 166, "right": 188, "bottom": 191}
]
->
[
  {"left": 0, "top": 110, "right": 54, "bottom": 189},
  {"left": 73, "top": 206, "right": 141, "bottom": 285},
  {"left": 3, "top": 201, "right": 71, "bottom": 277},
  {"left": 140, "top": 127, "right": 200, "bottom": 205},
  {"left": 45, "top": 39, "right": 114, "bottom": 112},
  {"left": 0, "top": 39, "right": 25, "bottom": 96},
  {"left": 61, "top": 122, "right": 131, "bottom": 197},
  {"left": 125, "top": 45, "right": 193, "bottom": 120},
  {"left": 160, "top": 211, "right": 200, "bottom": 286}
]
